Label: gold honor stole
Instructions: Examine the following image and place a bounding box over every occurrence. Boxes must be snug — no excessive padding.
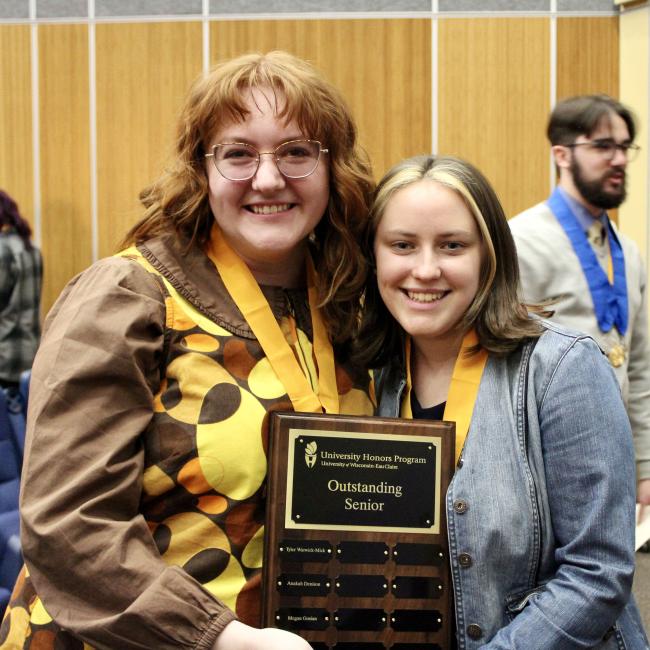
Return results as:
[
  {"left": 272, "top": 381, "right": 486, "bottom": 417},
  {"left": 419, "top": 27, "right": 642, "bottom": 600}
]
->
[
  {"left": 206, "top": 225, "right": 339, "bottom": 414},
  {"left": 400, "top": 330, "right": 488, "bottom": 462}
]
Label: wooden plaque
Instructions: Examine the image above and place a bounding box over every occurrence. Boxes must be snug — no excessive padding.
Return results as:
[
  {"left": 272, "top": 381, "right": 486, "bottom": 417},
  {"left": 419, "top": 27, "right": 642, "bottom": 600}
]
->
[{"left": 262, "top": 412, "right": 456, "bottom": 649}]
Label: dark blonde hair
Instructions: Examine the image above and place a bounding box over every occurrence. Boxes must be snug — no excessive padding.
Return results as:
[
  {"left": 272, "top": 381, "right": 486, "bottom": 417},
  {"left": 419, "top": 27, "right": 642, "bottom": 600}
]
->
[
  {"left": 356, "top": 155, "right": 544, "bottom": 367},
  {"left": 122, "top": 51, "right": 374, "bottom": 346}
]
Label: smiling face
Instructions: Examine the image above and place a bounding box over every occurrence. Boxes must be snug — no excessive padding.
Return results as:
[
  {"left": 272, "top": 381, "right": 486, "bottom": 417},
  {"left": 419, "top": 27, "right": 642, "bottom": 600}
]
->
[
  {"left": 205, "top": 87, "right": 329, "bottom": 286},
  {"left": 374, "top": 180, "right": 484, "bottom": 353}
]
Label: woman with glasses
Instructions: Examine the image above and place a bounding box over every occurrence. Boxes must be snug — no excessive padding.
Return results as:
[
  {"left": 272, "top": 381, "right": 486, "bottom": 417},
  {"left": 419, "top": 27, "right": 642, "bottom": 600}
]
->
[
  {"left": 1, "top": 52, "right": 374, "bottom": 650},
  {"left": 357, "top": 153, "right": 648, "bottom": 648}
]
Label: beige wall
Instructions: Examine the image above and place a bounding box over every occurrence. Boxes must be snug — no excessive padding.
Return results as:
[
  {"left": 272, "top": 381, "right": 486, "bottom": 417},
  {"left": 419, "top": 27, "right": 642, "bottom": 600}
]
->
[
  {"left": 619, "top": 3, "right": 649, "bottom": 323},
  {"left": 0, "top": 13, "right": 624, "bottom": 313},
  {"left": 619, "top": 5, "right": 649, "bottom": 255}
]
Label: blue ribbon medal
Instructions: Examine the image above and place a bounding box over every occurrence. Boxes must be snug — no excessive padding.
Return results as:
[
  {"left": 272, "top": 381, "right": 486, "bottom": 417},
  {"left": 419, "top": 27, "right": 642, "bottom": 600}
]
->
[{"left": 547, "top": 188, "right": 628, "bottom": 336}]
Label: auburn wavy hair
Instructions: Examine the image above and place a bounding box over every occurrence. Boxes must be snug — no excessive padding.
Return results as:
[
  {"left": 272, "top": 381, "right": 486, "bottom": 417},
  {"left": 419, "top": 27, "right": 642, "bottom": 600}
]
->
[{"left": 122, "top": 51, "right": 375, "bottom": 347}]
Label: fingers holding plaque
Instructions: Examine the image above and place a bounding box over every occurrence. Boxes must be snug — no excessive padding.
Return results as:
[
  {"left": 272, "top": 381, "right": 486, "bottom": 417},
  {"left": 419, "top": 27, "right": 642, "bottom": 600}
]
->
[{"left": 262, "top": 413, "right": 455, "bottom": 649}]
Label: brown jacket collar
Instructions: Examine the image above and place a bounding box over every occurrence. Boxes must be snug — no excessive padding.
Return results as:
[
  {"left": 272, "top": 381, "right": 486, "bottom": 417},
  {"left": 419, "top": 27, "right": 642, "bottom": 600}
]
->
[{"left": 138, "top": 232, "right": 310, "bottom": 340}]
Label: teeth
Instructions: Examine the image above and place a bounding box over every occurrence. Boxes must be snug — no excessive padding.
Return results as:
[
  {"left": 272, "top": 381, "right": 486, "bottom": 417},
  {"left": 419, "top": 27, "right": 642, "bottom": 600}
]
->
[
  {"left": 407, "top": 291, "right": 445, "bottom": 303},
  {"left": 249, "top": 204, "right": 291, "bottom": 214}
]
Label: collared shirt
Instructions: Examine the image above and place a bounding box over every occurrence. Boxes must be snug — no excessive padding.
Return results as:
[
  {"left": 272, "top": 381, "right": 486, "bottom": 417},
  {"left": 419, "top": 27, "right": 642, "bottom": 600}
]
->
[
  {"left": 557, "top": 187, "right": 610, "bottom": 266},
  {"left": 556, "top": 186, "right": 607, "bottom": 229},
  {"left": 0, "top": 228, "right": 42, "bottom": 383}
]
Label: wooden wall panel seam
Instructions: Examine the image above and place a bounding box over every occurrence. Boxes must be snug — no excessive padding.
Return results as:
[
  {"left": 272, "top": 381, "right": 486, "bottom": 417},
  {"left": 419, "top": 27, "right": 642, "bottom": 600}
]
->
[
  {"left": 549, "top": 12, "right": 557, "bottom": 194},
  {"left": 30, "top": 22, "right": 41, "bottom": 245},
  {"left": 431, "top": 15, "right": 438, "bottom": 154},
  {"left": 89, "top": 20, "right": 98, "bottom": 262},
  {"left": 202, "top": 0, "right": 210, "bottom": 74}
]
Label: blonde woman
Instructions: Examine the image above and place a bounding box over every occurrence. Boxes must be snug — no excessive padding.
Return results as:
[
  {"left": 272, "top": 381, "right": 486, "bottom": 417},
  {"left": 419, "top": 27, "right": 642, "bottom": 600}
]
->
[{"left": 357, "top": 155, "right": 648, "bottom": 649}]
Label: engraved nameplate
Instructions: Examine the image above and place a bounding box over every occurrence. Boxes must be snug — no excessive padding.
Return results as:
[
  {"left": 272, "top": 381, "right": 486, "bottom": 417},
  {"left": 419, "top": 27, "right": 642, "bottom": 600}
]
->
[
  {"left": 275, "top": 608, "right": 329, "bottom": 630},
  {"left": 392, "top": 542, "right": 444, "bottom": 566},
  {"left": 278, "top": 540, "right": 332, "bottom": 562},
  {"left": 288, "top": 431, "right": 439, "bottom": 533},
  {"left": 392, "top": 576, "right": 444, "bottom": 599},
  {"left": 333, "top": 608, "right": 388, "bottom": 631},
  {"left": 336, "top": 540, "right": 389, "bottom": 564},
  {"left": 276, "top": 573, "right": 330, "bottom": 597},
  {"left": 335, "top": 574, "right": 389, "bottom": 597},
  {"left": 390, "top": 609, "right": 443, "bottom": 632}
]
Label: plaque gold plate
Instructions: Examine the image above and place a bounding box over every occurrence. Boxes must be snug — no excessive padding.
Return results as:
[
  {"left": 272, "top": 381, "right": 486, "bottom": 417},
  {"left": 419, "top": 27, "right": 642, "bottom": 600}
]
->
[{"left": 262, "top": 412, "right": 455, "bottom": 649}]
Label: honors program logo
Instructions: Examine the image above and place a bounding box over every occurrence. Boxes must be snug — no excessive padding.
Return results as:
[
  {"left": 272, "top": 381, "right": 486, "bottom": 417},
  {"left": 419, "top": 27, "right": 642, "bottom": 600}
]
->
[{"left": 305, "top": 441, "right": 318, "bottom": 468}]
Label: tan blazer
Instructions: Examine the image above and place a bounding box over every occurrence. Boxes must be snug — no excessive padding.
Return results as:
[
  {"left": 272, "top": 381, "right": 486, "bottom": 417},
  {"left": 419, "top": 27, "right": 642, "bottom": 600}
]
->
[{"left": 510, "top": 201, "right": 650, "bottom": 481}]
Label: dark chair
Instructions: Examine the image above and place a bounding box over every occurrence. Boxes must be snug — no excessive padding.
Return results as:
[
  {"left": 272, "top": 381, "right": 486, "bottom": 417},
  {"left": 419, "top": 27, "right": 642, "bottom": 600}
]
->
[
  {"left": 19, "top": 369, "right": 31, "bottom": 416},
  {"left": 0, "top": 389, "right": 21, "bottom": 494},
  {"left": 0, "top": 388, "right": 24, "bottom": 620},
  {"left": 0, "top": 587, "right": 10, "bottom": 621},
  {"left": 0, "top": 509, "right": 20, "bottom": 616},
  {"left": 4, "top": 389, "right": 26, "bottom": 461}
]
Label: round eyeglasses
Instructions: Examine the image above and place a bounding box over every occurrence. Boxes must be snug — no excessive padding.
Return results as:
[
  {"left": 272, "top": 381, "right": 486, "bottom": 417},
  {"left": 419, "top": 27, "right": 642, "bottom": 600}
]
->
[
  {"left": 205, "top": 139, "right": 328, "bottom": 181},
  {"left": 565, "top": 139, "right": 641, "bottom": 162}
]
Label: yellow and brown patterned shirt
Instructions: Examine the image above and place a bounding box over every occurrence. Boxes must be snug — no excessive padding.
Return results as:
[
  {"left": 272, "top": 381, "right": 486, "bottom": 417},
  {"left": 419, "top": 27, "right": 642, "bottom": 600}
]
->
[{"left": 0, "top": 233, "right": 374, "bottom": 650}]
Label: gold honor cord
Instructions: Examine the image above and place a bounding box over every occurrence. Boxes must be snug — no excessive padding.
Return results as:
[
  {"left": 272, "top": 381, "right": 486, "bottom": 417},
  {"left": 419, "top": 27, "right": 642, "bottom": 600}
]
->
[
  {"left": 401, "top": 330, "right": 488, "bottom": 463},
  {"left": 607, "top": 252, "right": 613, "bottom": 283},
  {"left": 207, "top": 225, "right": 339, "bottom": 414}
]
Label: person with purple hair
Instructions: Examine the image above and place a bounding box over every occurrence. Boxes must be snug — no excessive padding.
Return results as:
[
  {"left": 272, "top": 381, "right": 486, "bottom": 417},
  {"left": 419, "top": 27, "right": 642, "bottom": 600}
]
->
[{"left": 0, "top": 190, "right": 42, "bottom": 390}]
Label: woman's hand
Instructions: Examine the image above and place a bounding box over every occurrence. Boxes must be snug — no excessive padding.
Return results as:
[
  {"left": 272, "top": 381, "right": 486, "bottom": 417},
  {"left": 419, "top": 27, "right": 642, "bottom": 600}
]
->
[{"left": 213, "top": 620, "right": 313, "bottom": 649}]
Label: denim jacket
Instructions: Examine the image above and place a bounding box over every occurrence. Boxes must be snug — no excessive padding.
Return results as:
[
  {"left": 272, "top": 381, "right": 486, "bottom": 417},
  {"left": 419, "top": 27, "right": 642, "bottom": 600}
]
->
[{"left": 376, "top": 322, "right": 649, "bottom": 649}]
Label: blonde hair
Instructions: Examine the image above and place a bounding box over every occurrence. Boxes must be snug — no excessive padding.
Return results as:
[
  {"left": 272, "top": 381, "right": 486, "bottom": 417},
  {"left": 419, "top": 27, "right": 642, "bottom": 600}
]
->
[
  {"left": 122, "top": 51, "right": 374, "bottom": 346},
  {"left": 357, "top": 155, "right": 544, "bottom": 366}
]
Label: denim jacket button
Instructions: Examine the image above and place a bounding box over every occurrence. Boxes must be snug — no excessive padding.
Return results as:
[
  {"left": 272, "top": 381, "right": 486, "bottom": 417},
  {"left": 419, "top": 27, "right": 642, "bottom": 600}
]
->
[
  {"left": 458, "top": 552, "right": 473, "bottom": 567},
  {"left": 453, "top": 499, "right": 468, "bottom": 514},
  {"left": 467, "top": 623, "right": 483, "bottom": 639},
  {"left": 457, "top": 456, "right": 464, "bottom": 468}
]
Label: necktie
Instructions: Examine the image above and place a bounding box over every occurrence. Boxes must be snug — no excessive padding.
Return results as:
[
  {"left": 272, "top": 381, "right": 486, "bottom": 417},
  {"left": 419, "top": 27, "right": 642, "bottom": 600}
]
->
[{"left": 587, "top": 220, "right": 606, "bottom": 248}]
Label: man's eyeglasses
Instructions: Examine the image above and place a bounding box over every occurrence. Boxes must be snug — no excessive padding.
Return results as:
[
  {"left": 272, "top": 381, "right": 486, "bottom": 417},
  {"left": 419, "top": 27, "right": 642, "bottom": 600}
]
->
[
  {"left": 565, "top": 139, "right": 641, "bottom": 162},
  {"left": 205, "top": 139, "right": 328, "bottom": 181}
]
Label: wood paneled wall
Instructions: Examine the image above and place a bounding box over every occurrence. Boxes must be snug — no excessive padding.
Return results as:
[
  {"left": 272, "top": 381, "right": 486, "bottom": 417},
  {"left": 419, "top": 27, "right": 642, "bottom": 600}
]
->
[
  {"left": 619, "top": 7, "right": 648, "bottom": 261},
  {"left": 96, "top": 22, "right": 203, "bottom": 257},
  {"left": 211, "top": 19, "right": 431, "bottom": 179},
  {"left": 556, "top": 17, "right": 619, "bottom": 100},
  {"left": 0, "top": 16, "right": 620, "bottom": 313},
  {"left": 438, "top": 18, "right": 550, "bottom": 217},
  {"left": 0, "top": 25, "right": 33, "bottom": 226},
  {"left": 39, "top": 24, "right": 92, "bottom": 310}
]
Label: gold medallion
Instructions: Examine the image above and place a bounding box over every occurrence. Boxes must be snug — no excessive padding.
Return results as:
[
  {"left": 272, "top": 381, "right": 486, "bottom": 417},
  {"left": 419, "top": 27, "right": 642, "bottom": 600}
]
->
[{"left": 608, "top": 344, "right": 626, "bottom": 368}]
